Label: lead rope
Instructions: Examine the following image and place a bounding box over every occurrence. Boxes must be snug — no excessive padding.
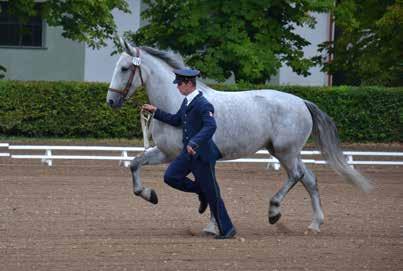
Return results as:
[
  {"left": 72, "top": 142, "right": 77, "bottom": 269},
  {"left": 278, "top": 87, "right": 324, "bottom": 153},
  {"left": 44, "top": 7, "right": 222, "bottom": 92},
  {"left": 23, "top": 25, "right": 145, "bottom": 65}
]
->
[{"left": 140, "top": 109, "right": 154, "bottom": 149}]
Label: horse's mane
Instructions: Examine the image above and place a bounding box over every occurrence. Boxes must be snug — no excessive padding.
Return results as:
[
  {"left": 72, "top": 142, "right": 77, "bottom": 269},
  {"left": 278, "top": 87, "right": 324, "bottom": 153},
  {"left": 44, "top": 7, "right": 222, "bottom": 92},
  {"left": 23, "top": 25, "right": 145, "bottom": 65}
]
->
[
  {"left": 140, "top": 46, "right": 215, "bottom": 93},
  {"left": 141, "top": 46, "right": 185, "bottom": 69}
]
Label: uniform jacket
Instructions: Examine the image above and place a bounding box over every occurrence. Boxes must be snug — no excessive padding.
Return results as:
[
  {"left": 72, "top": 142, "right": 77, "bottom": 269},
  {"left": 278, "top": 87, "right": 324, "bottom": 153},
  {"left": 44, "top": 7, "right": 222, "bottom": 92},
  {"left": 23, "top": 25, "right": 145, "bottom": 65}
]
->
[{"left": 154, "top": 92, "right": 222, "bottom": 162}]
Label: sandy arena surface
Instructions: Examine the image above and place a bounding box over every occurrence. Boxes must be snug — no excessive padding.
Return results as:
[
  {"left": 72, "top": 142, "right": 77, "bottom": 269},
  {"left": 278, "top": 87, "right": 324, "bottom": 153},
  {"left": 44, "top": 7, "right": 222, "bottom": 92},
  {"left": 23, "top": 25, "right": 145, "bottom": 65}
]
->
[{"left": 0, "top": 155, "right": 402, "bottom": 270}]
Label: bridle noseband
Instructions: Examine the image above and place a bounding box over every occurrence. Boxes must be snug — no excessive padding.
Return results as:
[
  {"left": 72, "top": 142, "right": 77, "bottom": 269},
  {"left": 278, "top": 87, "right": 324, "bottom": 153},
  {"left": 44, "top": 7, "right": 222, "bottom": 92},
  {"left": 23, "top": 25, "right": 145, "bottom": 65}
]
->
[{"left": 109, "top": 47, "right": 145, "bottom": 99}]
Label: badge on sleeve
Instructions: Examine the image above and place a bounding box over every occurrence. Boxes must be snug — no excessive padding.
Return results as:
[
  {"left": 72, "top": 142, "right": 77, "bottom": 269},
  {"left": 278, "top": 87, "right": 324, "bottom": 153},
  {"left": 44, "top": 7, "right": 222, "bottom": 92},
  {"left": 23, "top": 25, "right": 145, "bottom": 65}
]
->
[{"left": 209, "top": 112, "right": 214, "bottom": 117}]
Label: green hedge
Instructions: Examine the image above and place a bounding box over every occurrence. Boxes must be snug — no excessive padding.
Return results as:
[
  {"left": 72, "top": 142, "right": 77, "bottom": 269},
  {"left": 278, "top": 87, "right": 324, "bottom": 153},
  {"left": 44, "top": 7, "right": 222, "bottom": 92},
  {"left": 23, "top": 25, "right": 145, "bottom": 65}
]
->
[
  {"left": 0, "top": 80, "right": 402, "bottom": 142},
  {"left": 211, "top": 84, "right": 403, "bottom": 142},
  {"left": 0, "top": 81, "right": 147, "bottom": 138}
]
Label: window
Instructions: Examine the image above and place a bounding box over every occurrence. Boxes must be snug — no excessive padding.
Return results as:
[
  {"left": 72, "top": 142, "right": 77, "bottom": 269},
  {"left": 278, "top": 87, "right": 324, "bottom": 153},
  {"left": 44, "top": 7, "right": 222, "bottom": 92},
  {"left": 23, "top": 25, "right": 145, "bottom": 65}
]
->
[{"left": 0, "top": 2, "right": 44, "bottom": 47}]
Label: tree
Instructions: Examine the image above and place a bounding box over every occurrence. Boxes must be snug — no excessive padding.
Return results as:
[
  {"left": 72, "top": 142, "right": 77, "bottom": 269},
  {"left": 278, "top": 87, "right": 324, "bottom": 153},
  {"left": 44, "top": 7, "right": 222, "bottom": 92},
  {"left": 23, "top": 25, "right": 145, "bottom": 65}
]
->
[
  {"left": 0, "top": 65, "right": 6, "bottom": 79},
  {"left": 128, "top": 0, "right": 332, "bottom": 83},
  {"left": 316, "top": 0, "right": 403, "bottom": 86},
  {"left": 3, "top": 0, "right": 130, "bottom": 49}
]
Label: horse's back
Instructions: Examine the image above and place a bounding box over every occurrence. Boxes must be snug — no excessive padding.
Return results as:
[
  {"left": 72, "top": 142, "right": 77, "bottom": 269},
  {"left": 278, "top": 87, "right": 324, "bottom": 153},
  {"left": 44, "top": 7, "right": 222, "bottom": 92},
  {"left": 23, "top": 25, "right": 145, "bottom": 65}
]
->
[{"left": 202, "top": 88, "right": 312, "bottom": 159}]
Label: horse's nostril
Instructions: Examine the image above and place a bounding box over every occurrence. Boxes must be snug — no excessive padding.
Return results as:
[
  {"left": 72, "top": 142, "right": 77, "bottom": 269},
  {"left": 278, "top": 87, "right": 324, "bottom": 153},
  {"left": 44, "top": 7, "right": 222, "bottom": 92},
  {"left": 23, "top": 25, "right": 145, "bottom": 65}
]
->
[{"left": 108, "top": 99, "right": 114, "bottom": 106}]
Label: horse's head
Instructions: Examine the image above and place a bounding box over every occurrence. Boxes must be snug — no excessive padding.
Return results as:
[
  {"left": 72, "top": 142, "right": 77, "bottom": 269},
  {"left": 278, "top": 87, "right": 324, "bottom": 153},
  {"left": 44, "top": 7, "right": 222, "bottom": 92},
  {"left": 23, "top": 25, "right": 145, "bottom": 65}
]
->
[{"left": 107, "top": 38, "right": 146, "bottom": 108}]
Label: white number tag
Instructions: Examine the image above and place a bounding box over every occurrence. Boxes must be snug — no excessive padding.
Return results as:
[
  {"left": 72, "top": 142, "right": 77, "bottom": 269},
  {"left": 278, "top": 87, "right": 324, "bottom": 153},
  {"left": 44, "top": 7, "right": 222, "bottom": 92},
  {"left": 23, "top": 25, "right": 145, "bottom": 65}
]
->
[{"left": 132, "top": 57, "right": 141, "bottom": 66}]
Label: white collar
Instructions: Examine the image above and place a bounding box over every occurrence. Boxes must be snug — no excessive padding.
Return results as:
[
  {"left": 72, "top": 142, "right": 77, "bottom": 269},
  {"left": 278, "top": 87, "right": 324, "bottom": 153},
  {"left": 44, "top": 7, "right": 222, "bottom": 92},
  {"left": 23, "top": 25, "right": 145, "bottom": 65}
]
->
[{"left": 185, "top": 90, "right": 200, "bottom": 106}]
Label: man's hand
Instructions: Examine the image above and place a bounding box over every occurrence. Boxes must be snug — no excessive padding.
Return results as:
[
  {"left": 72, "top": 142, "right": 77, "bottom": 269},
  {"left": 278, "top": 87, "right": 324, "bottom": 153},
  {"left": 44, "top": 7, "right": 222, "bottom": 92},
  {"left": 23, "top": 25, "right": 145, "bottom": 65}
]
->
[
  {"left": 142, "top": 104, "right": 157, "bottom": 113},
  {"left": 187, "top": 145, "right": 196, "bottom": 156}
]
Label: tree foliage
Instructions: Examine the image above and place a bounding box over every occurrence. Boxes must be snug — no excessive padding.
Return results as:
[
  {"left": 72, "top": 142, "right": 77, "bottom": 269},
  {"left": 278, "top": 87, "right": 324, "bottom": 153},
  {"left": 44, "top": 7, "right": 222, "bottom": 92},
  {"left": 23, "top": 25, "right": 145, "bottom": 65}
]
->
[
  {"left": 128, "top": 0, "right": 332, "bottom": 83},
  {"left": 316, "top": 0, "right": 403, "bottom": 86},
  {"left": 0, "top": 65, "right": 6, "bottom": 79},
  {"left": 4, "top": 0, "right": 130, "bottom": 49}
]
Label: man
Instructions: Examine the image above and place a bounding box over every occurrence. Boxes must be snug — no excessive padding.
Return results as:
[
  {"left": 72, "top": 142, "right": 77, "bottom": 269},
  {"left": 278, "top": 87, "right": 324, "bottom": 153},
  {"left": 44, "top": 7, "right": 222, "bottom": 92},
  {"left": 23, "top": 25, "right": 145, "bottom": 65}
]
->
[{"left": 142, "top": 68, "right": 236, "bottom": 239}]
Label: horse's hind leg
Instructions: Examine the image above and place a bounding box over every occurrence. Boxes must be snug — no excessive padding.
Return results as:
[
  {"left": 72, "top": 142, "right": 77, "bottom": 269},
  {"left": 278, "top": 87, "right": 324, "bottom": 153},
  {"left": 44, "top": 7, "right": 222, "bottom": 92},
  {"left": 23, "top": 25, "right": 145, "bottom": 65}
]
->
[
  {"left": 300, "top": 165, "right": 324, "bottom": 232},
  {"left": 130, "top": 146, "right": 169, "bottom": 204},
  {"left": 268, "top": 152, "right": 304, "bottom": 225},
  {"left": 268, "top": 149, "right": 325, "bottom": 232}
]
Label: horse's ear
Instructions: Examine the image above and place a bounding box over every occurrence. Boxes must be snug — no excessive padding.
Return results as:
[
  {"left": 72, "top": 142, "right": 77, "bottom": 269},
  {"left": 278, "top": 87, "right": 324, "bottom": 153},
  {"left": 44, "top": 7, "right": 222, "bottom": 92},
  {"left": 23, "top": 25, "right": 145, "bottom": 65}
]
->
[
  {"left": 123, "top": 39, "right": 136, "bottom": 56},
  {"left": 118, "top": 36, "right": 125, "bottom": 50}
]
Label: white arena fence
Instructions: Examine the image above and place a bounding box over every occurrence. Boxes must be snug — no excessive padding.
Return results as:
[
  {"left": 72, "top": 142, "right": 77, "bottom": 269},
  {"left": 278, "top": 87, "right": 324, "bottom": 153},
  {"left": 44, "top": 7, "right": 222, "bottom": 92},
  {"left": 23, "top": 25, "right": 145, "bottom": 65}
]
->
[
  {"left": 0, "top": 143, "right": 10, "bottom": 157},
  {"left": 1, "top": 143, "right": 402, "bottom": 170}
]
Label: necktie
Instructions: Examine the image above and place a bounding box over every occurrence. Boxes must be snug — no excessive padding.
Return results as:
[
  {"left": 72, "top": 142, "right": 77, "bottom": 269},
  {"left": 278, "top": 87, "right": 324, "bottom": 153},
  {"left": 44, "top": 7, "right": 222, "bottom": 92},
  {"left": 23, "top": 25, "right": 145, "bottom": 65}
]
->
[{"left": 184, "top": 97, "right": 188, "bottom": 106}]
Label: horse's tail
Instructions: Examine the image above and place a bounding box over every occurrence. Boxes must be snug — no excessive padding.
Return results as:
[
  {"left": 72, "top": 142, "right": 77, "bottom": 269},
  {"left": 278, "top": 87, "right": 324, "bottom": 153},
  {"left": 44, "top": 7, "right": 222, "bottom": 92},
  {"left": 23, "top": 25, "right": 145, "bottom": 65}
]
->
[{"left": 304, "top": 100, "right": 373, "bottom": 192}]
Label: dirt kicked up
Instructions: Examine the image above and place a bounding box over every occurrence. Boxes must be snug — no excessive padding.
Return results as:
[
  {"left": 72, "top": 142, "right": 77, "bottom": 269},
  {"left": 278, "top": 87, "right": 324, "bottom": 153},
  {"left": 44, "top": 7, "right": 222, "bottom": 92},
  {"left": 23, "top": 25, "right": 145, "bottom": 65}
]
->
[{"left": 0, "top": 158, "right": 402, "bottom": 270}]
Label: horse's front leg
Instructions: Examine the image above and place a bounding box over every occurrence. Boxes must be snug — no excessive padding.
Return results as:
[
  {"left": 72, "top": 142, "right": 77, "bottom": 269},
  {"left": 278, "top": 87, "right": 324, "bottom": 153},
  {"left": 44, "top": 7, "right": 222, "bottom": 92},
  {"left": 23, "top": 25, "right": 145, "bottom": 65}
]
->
[{"left": 130, "top": 146, "right": 169, "bottom": 204}]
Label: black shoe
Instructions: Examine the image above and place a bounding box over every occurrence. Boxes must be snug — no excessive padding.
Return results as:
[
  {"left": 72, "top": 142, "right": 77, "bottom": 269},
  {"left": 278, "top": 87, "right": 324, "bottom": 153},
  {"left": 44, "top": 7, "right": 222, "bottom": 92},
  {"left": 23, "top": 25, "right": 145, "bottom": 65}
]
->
[
  {"left": 215, "top": 227, "right": 237, "bottom": 240},
  {"left": 198, "top": 193, "right": 208, "bottom": 214}
]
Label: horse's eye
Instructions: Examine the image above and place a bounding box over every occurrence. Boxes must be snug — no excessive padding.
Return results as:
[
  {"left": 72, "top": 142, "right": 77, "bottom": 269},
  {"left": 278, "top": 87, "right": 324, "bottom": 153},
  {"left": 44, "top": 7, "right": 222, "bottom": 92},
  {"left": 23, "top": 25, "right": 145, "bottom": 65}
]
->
[{"left": 121, "top": 66, "right": 129, "bottom": 72}]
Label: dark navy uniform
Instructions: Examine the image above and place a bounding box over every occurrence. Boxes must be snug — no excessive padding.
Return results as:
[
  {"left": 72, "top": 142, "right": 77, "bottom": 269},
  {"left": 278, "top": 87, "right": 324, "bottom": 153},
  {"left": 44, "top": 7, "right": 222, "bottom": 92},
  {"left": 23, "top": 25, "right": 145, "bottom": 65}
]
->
[{"left": 154, "top": 71, "right": 235, "bottom": 238}]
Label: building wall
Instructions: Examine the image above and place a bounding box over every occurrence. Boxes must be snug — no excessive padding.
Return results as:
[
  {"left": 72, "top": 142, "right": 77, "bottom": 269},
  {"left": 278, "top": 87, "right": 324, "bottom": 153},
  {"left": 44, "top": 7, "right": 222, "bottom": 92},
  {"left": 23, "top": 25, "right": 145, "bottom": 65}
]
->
[
  {"left": 0, "top": 25, "right": 85, "bottom": 81},
  {"left": 84, "top": 0, "right": 141, "bottom": 82},
  {"left": 278, "top": 13, "right": 330, "bottom": 86}
]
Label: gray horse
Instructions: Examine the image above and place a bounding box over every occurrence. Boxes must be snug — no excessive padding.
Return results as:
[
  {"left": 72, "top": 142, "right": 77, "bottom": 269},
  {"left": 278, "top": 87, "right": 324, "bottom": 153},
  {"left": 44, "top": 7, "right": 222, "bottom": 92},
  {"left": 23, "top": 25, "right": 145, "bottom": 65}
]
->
[{"left": 107, "top": 40, "right": 372, "bottom": 234}]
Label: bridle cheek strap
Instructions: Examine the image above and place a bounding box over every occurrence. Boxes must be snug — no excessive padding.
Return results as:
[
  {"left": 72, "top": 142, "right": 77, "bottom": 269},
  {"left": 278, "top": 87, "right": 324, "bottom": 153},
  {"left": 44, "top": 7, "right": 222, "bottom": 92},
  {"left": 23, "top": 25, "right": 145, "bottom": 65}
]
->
[{"left": 109, "top": 47, "right": 144, "bottom": 99}]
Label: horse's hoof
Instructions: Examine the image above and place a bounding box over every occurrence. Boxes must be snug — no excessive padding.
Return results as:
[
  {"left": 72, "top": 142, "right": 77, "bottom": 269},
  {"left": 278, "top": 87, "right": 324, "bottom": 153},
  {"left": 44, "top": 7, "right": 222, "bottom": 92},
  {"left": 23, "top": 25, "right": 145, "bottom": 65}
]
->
[
  {"left": 202, "top": 230, "right": 217, "bottom": 237},
  {"left": 304, "top": 227, "right": 320, "bottom": 235},
  {"left": 269, "top": 213, "right": 282, "bottom": 224},
  {"left": 306, "top": 224, "right": 320, "bottom": 234},
  {"left": 203, "top": 222, "right": 219, "bottom": 236},
  {"left": 149, "top": 189, "right": 158, "bottom": 204},
  {"left": 133, "top": 190, "right": 142, "bottom": 196}
]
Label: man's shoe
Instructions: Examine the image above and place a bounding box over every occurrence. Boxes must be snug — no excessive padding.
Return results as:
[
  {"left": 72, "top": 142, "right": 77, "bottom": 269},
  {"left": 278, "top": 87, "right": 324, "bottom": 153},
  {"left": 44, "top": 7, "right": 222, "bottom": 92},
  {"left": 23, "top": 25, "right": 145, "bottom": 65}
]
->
[
  {"left": 215, "top": 227, "right": 237, "bottom": 240},
  {"left": 198, "top": 193, "right": 208, "bottom": 214}
]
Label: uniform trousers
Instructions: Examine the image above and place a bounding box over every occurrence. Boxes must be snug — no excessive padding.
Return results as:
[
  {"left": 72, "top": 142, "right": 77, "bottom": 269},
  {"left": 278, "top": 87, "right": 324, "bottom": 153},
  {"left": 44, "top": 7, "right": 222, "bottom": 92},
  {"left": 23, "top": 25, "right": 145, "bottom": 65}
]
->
[{"left": 164, "top": 150, "right": 234, "bottom": 235}]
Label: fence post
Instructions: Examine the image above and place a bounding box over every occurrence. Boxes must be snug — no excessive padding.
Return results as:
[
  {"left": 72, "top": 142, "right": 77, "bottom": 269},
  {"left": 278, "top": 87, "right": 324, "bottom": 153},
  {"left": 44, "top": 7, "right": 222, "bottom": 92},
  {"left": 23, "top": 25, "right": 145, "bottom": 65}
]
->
[
  {"left": 0, "top": 143, "right": 10, "bottom": 157},
  {"left": 347, "top": 155, "right": 354, "bottom": 169},
  {"left": 120, "top": 151, "right": 131, "bottom": 168},
  {"left": 266, "top": 156, "right": 281, "bottom": 171},
  {"left": 273, "top": 157, "right": 281, "bottom": 171},
  {"left": 41, "top": 149, "right": 52, "bottom": 167}
]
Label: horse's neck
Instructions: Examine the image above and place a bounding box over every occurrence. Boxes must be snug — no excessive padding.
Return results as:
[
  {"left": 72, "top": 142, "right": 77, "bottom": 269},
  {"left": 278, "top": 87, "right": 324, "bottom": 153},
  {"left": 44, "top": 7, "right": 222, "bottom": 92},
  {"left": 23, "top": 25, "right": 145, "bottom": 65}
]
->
[{"left": 143, "top": 56, "right": 183, "bottom": 112}]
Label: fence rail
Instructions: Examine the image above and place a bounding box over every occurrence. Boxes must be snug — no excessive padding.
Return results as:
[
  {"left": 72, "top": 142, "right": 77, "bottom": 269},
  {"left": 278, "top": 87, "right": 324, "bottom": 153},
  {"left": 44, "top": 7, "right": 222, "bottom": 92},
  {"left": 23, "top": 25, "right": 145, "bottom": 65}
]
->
[
  {"left": 1, "top": 143, "right": 403, "bottom": 169},
  {"left": 0, "top": 143, "right": 10, "bottom": 157}
]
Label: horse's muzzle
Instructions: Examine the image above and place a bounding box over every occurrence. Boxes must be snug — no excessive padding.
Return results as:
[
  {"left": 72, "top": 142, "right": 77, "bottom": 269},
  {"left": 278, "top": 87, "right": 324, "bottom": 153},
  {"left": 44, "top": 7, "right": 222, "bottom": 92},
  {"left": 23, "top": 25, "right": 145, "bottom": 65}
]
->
[{"left": 107, "top": 90, "right": 124, "bottom": 108}]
